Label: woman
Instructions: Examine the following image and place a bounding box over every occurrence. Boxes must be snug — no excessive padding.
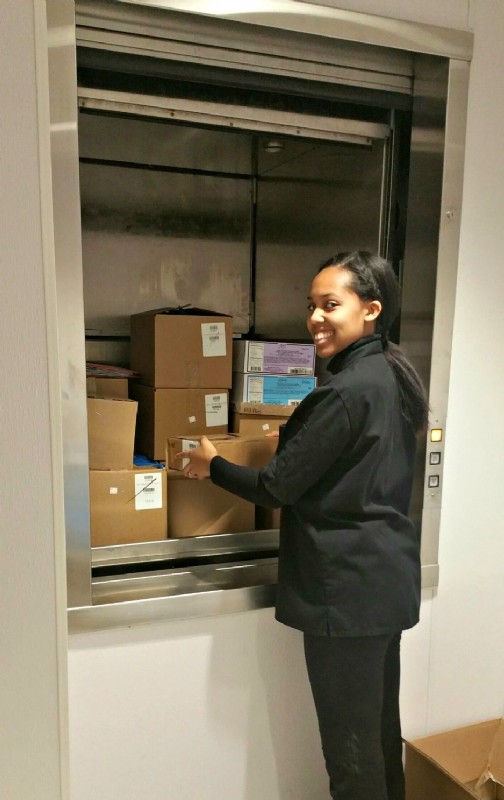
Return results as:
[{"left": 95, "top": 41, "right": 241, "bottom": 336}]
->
[{"left": 182, "top": 251, "right": 428, "bottom": 800}]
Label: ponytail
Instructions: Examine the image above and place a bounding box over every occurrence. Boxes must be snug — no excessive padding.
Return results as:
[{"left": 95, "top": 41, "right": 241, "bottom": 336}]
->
[
  {"left": 319, "top": 251, "right": 428, "bottom": 434},
  {"left": 381, "top": 337, "right": 428, "bottom": 433}
]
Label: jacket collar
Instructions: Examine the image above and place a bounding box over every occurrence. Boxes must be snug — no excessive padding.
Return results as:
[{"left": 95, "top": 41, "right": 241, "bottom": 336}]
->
[{"left": 326, "top": 334, "right": 383, "bottom": 374}]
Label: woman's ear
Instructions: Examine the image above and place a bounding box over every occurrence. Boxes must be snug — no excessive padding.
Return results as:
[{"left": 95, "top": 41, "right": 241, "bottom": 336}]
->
[{"left": 364, "top": 300, "right": 382, "bottom": 322}]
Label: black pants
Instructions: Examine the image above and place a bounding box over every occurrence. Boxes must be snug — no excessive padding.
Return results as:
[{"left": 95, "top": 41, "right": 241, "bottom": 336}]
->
[{"left": 304, "top": 632, "right": 404, "bottom": 800}]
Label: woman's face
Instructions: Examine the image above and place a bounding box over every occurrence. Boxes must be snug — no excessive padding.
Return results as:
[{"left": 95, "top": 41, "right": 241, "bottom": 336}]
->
[{"left": 307, "top": 266, "right": 382, "bottom": 359}]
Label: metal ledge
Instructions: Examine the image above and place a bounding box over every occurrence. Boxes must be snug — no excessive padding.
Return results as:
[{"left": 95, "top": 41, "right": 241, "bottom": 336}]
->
[{"left": 68, "top": 559, "right": 439, "bottom": 633}]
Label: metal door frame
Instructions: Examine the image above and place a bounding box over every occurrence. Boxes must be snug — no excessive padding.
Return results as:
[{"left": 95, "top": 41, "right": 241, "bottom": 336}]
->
[{"left": 45, "top": 1, "right": 473, "bottom": 628}]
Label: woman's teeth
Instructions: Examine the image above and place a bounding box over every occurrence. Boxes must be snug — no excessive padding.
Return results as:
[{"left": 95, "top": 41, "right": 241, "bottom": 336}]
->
[{"left": 314, "top": 331, "right": 334, "bottom": 342}]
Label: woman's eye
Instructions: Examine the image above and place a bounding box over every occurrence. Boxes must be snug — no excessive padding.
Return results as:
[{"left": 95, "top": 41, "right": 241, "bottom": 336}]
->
[
  {"left": 307, "top": 303, "right": 315, "bottom": 312},
  {"left": 325, "top": 301, "right": 338, "bottom": 310}
]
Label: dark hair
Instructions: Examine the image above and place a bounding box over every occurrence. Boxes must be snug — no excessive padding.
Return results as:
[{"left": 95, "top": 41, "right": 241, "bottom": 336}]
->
[{"left": 319, "top": 251, "right": 428, "bottom": 433}]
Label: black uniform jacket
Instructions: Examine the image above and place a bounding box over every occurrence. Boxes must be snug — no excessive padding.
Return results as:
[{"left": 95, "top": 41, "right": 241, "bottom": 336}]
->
[{"left": 210, "top": 335, "right": 421, "bottom": 637}]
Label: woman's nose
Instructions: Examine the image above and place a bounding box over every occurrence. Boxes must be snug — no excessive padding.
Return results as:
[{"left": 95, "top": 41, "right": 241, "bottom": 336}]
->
[{"left": 310, "top": 307, "right": 325, "bottom": 324}]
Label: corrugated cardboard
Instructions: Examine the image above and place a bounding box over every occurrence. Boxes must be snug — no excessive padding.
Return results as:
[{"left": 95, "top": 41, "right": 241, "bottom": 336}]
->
[
  {"left": 167, "top": 470, "right": 255, "bottom": 538},
  {"left": 405, "top": 719, "right": 504, "bottom": 800},
  {"left": 129, "top": 385, "right": 229, "bottom": 461},
  {"left": 232, "top": 372, "right": 316, "bottom": 404},
  {"left": 166, "top": 433, "right": 278, "bottom": 471},
  {"left": 86, "top": 377, "right": 129, "bottom": 399},
  {"left": 233, "top": 339, "right": 316, "bottom": 375},
  {"left": 232, "top": 401, "right": 293, "bottom": 435},
  {"left": 89, "top": 468, "right": 167, "bottom": 547},
  {"left": 87, "top": 397, "right": 137, "bottom": 470},
  {"left": 130, "top": 308, "right": 233, "bottom": 388}
]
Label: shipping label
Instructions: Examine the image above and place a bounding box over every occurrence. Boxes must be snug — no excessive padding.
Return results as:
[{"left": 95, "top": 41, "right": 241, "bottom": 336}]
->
[
  {"left": 201, "top": 322, "right": 227, "bottom": 357},
  {"left": 245, "top": 375, "right": 316, "bottom": 405},
  {"left": 205, "top": 392, "right": 228, "bottom": 427},
  {"left": 246, "top": 342, "right": 315, "bottom": 374},
  {"left": 180, "top": 439, "right": 199, "bottom": 469},
  {"left": 134, "top": 473, "right": 163, "bottom": 511}
]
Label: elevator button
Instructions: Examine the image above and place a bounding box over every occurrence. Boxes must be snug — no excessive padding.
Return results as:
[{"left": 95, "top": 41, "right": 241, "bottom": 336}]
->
[
  {"left": 429, "top": 452, "right": 441, "bottom": 465},
  {"left": 430, "top": 429, "right": 443, "bottom": 442},
  {"left": 428, "top": 475, "right": 440, "bottom": 488}
]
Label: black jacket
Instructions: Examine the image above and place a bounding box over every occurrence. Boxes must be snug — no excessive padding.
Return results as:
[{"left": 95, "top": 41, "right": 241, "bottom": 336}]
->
[{"left": 211, "top": 335, "right": 421, "bottom": 637}]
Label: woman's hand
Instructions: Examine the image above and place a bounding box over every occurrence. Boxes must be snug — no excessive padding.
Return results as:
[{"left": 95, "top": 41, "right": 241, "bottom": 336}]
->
[{"left": 179, "top": 435, "right": 218, "bottom": 479}]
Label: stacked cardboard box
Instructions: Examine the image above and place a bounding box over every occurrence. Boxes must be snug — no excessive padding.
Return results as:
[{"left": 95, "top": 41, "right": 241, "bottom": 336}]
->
[
  {"left": 231, "top": 339, "right": 316, "bottom": 406},
  {"left": 129, "top": 308, "right": 233, "bottom": 460},
  {"left": 229, "top": 340, "right": 317, "bottom": 533},
  {"left": 86, "top": 396, "right": 168, "bottom": 546},
  {"left": 231, "top": 401, "right": 294, "bottom": 436}
]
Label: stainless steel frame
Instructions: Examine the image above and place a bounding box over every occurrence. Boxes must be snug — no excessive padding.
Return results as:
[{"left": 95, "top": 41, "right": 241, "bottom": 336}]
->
[{"left": 44, "top": 0, "right": 473, "bottom": 631}]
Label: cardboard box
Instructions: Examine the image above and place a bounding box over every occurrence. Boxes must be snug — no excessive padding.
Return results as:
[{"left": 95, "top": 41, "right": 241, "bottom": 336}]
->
[
  {"left": 233, "top": 339, "right": 315, "bottom": 375},
  {"left": 166, "top": 433, "right": 278, "bottom": 471},
  {"left": 87, "top": 397, "right": 137, "bottom": 470},
  {"left": 232, "top": 401, "right": 294, "bottom": 436},
  {"left": 405, "top": 719, "right": 504, "bottom": 800},
  {"left": 89, "top": 468, "right": 167, "bottom": 547},
  {"left": 130, "top": 308, "right": 233, "bottom": 388},
  {"left": 86, "top": 377, "right": 128, "bottom": 399},
  {"left": 232, "top": 373, "right": 316, "bottom": 405},
  {"left": 129, "top": 385, "right": 229, "bottom": 461},
  {"left": 167, "top": 470, "right": 255, "bottom": 538}
]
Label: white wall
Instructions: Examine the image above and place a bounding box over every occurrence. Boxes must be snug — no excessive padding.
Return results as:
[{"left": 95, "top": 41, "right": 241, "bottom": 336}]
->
[
  {"left": 0, "top": 2, "right": 69, "bottom": 799},
  {"left": 61, "top": 0, "right": 504, "bottom": 797}
]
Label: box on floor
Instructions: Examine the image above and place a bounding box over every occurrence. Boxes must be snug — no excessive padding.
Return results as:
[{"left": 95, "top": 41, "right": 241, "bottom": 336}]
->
[
  {"left": 89, "top": 468, "right": 167, "bottom": 547},
  {"left": 129, "top": 385, "right": 229, "bottom": 461},
  {"left": 232, "top": 339, "right": 315, "bottom": 375},
  {"left": 130, "top": 308, "right": 233, "bottom": 388},
  {"left": 167, "top": 471, "right": 254, "bottom": 538},
  {"left": 405, "top": 718, "right": 504, "bottom": 800},
  {"left": 87, "top": 397, "right": 137, "bottom": 470},
  {"left": 231, "top": 401, "right": 293, "bottom": 436},
  {"left": 166, "top": 433, "right": 278, "bottom": 471}
]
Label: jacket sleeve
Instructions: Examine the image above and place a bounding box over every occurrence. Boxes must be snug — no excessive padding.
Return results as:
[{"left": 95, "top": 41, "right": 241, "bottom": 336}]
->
[{"left": 210, "top": 385, "right": 351, "bottom": 506}]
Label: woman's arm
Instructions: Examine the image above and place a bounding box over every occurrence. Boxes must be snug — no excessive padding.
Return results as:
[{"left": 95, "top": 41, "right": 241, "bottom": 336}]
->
[{"left": 182, "top": 385, "right": 352, "bottom": 507}]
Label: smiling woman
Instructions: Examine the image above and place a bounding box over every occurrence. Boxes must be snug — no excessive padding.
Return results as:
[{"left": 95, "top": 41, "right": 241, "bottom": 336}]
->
[
  {"left": 307, "top": 264, "right": 382, "bottom": 359},
  {"left": 182, "top": 250, "right": 429, "bottom": 800}
]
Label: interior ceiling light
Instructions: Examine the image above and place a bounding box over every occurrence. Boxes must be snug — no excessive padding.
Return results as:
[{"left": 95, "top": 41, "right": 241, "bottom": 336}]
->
[{"left": 263, "top": 139, "right": 285, "bottom": 153}]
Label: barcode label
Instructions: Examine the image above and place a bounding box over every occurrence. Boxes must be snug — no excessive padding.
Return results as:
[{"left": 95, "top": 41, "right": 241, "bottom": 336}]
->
[
  {"left": 288, "top": 367, "right": 311, "bottom": 375},
  {"left": 201, "top": 322, "right": 226, "bottom": 357},
  {"left": 288, "top": 399, "right": 301, "bottom": 406},
  {"left": 134, "top": 474, "right": 163, "bottom": 510}
]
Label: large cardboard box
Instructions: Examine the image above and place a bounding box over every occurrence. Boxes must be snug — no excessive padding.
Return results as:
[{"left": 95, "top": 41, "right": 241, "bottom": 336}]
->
[
  {"left": 233, "top": 339, "right": 316, "bottom": 375},
  {"left": 232, "top": 372, "right": 316, "bottom": 404},
  {"left": 130, "top": 308, "right": 233, "bottom": 388},
  {"left": 232, "top": 401, "right": 293, "bottom": 436},
  {"left": 129, "top": 385, "right": 229, "bottom": 461},
  {"left": 405, "top": 719, "right": 504, "bottom": 800},
  {"left": 167, "top": 471, "right": 255, "bottom": 538},
  {"left": 86, "top": 377, "right": 129, "bottom": 399},
  {"left": 166, "top": 433, "right": 278, "bottom": 471},
  {"left": 87, "top": 397, "right": 137, "bottom": 470},
  {"left": 89, "top": 468, "right": 167, "bottom": 547}
]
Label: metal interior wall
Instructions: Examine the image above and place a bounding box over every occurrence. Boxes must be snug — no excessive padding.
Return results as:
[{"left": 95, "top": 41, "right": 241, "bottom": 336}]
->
[{"left": 55, "top": 0, "right": 471, "bottom": 623}]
